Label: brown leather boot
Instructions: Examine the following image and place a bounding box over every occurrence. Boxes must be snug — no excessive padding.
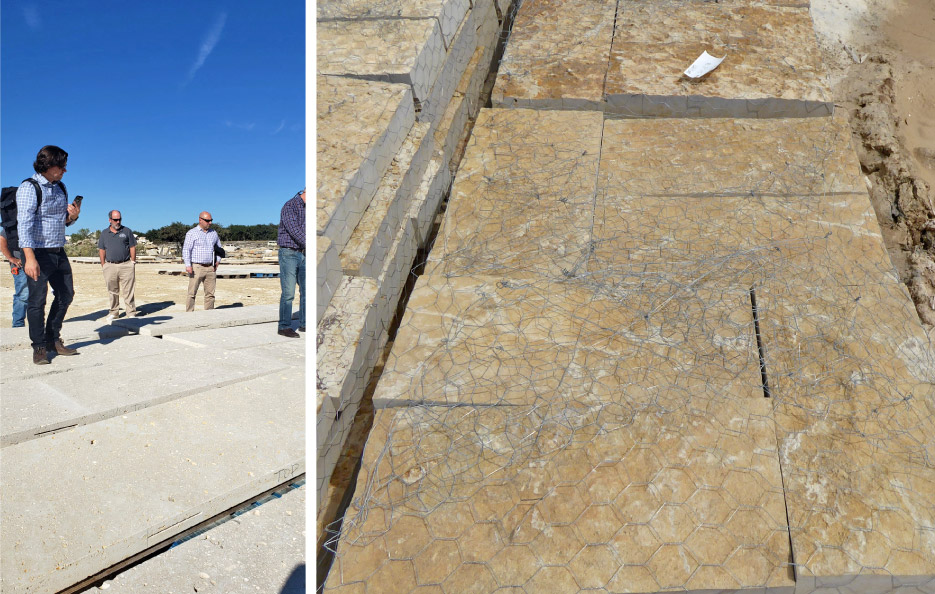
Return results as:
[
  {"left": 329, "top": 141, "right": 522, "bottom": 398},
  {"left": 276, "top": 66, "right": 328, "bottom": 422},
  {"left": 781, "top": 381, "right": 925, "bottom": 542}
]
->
[
  {"left": 33, "top": 346, "right": 50, "bottom": 365},
  {"left": 49, "top": 340, "right": 78, "bottom": 356}
]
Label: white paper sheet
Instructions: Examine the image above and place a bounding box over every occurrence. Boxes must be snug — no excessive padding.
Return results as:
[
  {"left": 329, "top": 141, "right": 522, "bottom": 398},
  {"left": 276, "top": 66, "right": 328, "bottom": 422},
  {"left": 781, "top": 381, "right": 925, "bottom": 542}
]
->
[{"left": 684, "top": 50, "right": 726, "bottom": 78}]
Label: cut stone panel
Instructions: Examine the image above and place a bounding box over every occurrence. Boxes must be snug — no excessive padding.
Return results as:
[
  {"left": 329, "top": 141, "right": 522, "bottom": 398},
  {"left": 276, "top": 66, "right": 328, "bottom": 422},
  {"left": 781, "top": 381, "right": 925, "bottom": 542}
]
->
[
  {"left": 318, "top": 235, "right": 342, "bottom": 324},
  {"left": 491, "top": 0, "right": 616, "bottom": 111},
  {"left": 340, "top": 121, "right": 432, "bottom": 277},
  {"left": 597, "top": 115, "right": 863, "bottom": 197},
  {"left": 428, "top": 108, "right": 604, "bottom": 281},
  {"left": 317, "top": 19, "right": 447, "bottom": 104},
  {"left": 111, "top": 304, "right": 295, "bottom": 337},
  {"left": 1, "top": 369, "right": 303, "bottom": 594},
  {"left": 317, "top": 76, "right": 415, "bottom": 252},
  {"left": 753, "top": 209, "right": 935, "bottom": 590},
  {"left": 419, "top": 7, "right": 478, "bottom": 128},
  {"left": 372, "top": 273, "right": 761, "bottom": 408},
  {"left": 325, "top": 401, "right": 793, "bottom": 591},
  {"left": 316, "top": 0, "right": 470, "bottom": 49},
  {"left": 316, "top": 276, "right": 382, "bottom": 505},
  {"left": 605, "top": 0, "right": 832, "bottom": 117},
  {"left": 1, "top": 345, "right": 286, "bottom": 447}
]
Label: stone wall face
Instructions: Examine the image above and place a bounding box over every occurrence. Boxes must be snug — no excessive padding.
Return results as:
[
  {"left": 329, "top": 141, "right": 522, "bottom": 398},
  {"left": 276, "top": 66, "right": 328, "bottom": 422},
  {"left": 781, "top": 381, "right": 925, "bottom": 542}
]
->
[{"left": 318, "top": 0, "right": 935, "bottom": 591}]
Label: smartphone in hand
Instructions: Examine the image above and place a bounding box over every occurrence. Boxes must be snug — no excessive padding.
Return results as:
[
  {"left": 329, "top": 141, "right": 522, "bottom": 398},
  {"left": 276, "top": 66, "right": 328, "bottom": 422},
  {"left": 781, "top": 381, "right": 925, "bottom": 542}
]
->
[{"left": 74, "top": 195, "right": 84, "bottom": 208}]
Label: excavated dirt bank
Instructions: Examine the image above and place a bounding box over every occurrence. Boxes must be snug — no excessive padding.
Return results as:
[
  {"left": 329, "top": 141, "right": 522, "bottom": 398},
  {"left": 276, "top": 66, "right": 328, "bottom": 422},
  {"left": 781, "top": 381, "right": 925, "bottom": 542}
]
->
[{"left": 812, "top": 0, "right": 935, "bottom": 324}]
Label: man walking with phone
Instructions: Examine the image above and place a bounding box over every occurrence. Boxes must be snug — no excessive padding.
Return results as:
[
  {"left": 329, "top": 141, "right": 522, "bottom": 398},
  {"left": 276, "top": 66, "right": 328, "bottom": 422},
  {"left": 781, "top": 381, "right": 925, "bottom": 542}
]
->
[
  {"left": 17, "top": 145, "right": 82, "bottom": 364},
  {"left": 98, "top": 210, "right": 138, "bottom": 321},
  {"left": 182, "top": 211, "right": 222, "bottom": 312}
]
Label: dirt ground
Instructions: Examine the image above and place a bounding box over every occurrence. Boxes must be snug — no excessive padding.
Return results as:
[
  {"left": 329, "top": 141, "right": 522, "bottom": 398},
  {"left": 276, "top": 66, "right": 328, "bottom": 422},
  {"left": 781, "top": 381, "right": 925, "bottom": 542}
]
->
[
  {"left": 811, "top": 0, "right": 935, "bottom": 324},
  {"left": 0, "top": 261, "right": 283, "bottom": 327}
]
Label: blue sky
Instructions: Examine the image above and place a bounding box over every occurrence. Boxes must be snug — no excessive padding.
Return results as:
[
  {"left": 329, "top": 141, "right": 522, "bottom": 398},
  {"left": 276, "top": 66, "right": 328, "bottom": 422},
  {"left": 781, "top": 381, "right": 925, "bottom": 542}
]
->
[{"left": 1, "top": 0, "right": 305, "bottom": 234}]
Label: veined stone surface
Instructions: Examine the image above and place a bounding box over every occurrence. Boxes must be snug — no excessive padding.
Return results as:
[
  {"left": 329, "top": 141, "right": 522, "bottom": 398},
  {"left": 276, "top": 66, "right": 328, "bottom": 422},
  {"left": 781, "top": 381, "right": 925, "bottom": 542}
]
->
[
  {"left": 316, "top": 0, "right": 470, "bottom": 49},
  {"left": 596, "top": 116, "right": 935, "bottom": 590},
  {"left": 606, "top": 0, "right": 833, "bottom": 117},
  {"left": 491, "top": 0, "right": 617, "bottom": 111},
  {"left": 317, "top": 19, "right": 447, "bottom": 103},
  {"left": 326, "top": 401, "right": 794, "bottom": 592},
  {"left": 317, "top": 75, "right": 414, "bottom": 252},
  {"left": 328, "top": 111, "right": 935, "bottom": 591},
  {"left": 428, "top": 108, "right": 604, "bottom": 280},
  {"left": 373, "top": 273, "right": 760, "bottom": 409}
]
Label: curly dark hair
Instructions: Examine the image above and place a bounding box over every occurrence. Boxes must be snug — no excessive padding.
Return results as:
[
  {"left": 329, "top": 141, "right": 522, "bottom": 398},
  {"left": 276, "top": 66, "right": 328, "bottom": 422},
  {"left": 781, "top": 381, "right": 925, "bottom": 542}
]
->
[{"left": 33, "top": 145, "right": 68, "bottom": 173}]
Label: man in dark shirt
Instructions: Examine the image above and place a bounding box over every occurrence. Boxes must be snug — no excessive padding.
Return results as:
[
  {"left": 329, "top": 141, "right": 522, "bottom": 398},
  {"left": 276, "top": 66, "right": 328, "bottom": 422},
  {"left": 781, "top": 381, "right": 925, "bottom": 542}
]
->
[
  {"left": 97, "top": 210, "right": 138, "bottom": 321},
  {"left": 277, "top": 189, "right": 305, "bottom": 338}
]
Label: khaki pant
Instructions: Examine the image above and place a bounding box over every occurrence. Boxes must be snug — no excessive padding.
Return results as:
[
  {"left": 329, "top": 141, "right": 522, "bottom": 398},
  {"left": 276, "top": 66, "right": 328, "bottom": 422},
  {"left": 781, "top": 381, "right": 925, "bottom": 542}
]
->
[
  {"left": 187, "top": 263, "right": 216, "bottom": 311},
  {"left": 102, "top": 261, "right": 137, "bottom": 317}
]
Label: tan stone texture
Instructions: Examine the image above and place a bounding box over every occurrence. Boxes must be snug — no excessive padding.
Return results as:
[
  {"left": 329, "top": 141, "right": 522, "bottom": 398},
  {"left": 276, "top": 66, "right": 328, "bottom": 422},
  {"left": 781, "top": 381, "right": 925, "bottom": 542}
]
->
[
  {"left": 317, "top": 19, "right": 447, "bottom": 102},
  {"left": 491, "top": 0, "right": 617, "bottom": 110},
  {"left": 317, "top": 75, "right": 414, "bottom": 251},
  {"left": 596, "top": 116, "right": 935, "bottom": 588},
  {"left": 316, "top": 0, "right": 471, "bottom": 49},
  {"left": 373, "top": 273, "right": 761, "bottom": 409},
  {"left": 606, "top": 0, "right": 833, "bottom": 117},
  {"left": 428, "top": 108, "right": 604, "bottom": 280},
  {"left": 325, "top": 402, "right": 794, "bottom": 592}
]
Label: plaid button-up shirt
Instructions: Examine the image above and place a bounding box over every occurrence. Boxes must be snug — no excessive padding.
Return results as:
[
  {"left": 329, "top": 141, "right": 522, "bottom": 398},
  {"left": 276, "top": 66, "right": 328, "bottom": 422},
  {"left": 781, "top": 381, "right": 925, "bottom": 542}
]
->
[
  {"left": 16, "top": 173, "right": 68, "bottom": 249},
  {"left": 277, "top": 192, "right": 305, "bottom": 251},
  {"left": 182, "top": 226, "right": 221, "bottom": 267}
]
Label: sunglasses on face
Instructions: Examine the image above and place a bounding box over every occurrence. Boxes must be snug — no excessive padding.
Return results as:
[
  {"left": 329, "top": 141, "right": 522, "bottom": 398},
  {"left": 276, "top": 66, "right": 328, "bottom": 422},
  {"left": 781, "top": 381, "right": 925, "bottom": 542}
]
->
[
  {"left": 201, "top": 218, "right": 212, "bottom": 222},
  {"left": 111, "top": 218, "right": 121, "bottom": 221}
]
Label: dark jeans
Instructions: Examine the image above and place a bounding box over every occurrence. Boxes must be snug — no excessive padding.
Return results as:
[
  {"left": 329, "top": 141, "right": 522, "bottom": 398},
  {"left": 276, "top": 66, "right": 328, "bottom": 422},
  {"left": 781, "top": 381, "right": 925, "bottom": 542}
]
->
[{"left": 26, "top": 248, "right": 74, "bottom": 349}]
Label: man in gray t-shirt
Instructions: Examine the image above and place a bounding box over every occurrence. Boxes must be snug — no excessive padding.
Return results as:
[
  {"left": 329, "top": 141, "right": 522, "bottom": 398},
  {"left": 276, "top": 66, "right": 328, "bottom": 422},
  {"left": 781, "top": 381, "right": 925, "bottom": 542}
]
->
[
  {"left": 0, "top": 227, "right": 29, "bottom": 327},
  {"left": 97, "top": 210, "right": 138, "bottom": 321}
]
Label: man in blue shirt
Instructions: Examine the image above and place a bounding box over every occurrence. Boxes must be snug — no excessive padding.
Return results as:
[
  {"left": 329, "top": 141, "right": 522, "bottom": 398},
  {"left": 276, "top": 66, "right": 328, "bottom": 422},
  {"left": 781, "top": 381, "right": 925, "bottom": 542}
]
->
[
  {"left": 182, "top": 211, "right": 222, "bottom": 311},
  {"left": 277, "top": 189, "right": 305, "bottom": 338},
  {"left": 17, "top": 145, "right": 82, "bottom": 365}
]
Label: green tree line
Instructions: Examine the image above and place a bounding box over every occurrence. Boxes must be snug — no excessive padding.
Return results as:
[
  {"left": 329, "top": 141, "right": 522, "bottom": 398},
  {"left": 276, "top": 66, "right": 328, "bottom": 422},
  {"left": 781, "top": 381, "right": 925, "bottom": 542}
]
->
[{"left": 142, "top": 222, "right": 278, "bottom": 248}]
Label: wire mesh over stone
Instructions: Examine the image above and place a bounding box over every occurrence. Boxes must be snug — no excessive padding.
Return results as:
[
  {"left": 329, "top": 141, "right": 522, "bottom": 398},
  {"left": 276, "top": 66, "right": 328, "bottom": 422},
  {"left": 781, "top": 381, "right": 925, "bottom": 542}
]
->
[
  {"left": 324, "top": 105, "right": 935, "bottom": 593},
  {"left": 319, "top": 0, "right": 935, "bottom": 590}
]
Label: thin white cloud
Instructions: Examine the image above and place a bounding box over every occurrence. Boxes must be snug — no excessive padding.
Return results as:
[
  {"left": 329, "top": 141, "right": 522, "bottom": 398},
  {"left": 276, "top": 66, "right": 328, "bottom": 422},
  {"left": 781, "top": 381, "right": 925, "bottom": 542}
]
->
[
  {"left": 23, "top": 5, "right": 40, "bottom": 30},
  {"left": 186, "top": 11, "right": 227, "bottom": 83},
  {"left": 224, "top": 120, "right": 256, "bottom": 131},
  {"left": 272, "top": 120, "right": 286, "bottom": 135}
]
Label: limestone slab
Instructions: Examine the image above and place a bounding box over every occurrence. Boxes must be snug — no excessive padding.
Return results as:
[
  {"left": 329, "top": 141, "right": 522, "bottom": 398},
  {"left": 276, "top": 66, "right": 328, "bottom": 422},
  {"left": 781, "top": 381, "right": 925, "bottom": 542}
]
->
[
  {"left": 317, "top": 75, "right": 415, "bottom": 252},
  {"left": 111, "top": 303, "right": 294, "bottom": 337},
  {"left": 491, "top": 0, "right": 617, "bottom": 111},
  {"left": 316, "top": 0, "right": 470, "bottom": 49},
  {"left": 0, "top": 319, "right": 130, "bottom": 352},
  {"left": 1, "top": 343, "right": 288, "bottom": 447},
  {"left": 340, "top": 121, "right": 432, "bottom": 278},
  {"left": 428, "top": 108, "right": 604, "bottom": 281},
  {"left": 317, "top": 19, "right": 447, "bottom": 104},
  {"left": 318, "top": 235, "right": 343, "bottom": 324},
  {"left": 594, "top": 116, "right": 935, "bottom": 589},
  {"left": 373, "top": 273, "right": 760, "bottom": 408},
  {"left": 162, "top": 323, "right": 306, "bottom": 367},
  {"left": 316, "top": 277, "right": 382, "bottom": 504},
  {"left": 0, "top": 368, "right": 303, "bottom": 594},
  {"left": 755, "top": 216, "right": 935, "bottom": 590},
  {"left": 419, "top": 7, "right": 478, "bottom": 129},
  {"left": 326, "top": 401, "right": 793, "bottom": 592},
  {"left": 605, "top": 0, "right": 832, "bottom": 117},
  {"left": 84, "top": 485, "right": 305, "bottom": 594}
]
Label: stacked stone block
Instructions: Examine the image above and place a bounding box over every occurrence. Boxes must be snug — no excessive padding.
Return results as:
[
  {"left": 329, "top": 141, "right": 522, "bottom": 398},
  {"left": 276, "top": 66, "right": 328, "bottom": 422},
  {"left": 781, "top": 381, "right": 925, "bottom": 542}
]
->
[{"left": 316, "top": 0, "right": 512, "bottom": 508}]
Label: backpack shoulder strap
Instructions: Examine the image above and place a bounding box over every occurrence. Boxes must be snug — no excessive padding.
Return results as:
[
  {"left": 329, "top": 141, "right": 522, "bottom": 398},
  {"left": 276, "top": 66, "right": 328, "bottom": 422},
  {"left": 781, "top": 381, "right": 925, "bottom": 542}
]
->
[
  {"left": 23, "top": 178, "right": 43, "bottom": 211},
  {"left": 58, "top": 181, "right": 67, "bottom": 201}
]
